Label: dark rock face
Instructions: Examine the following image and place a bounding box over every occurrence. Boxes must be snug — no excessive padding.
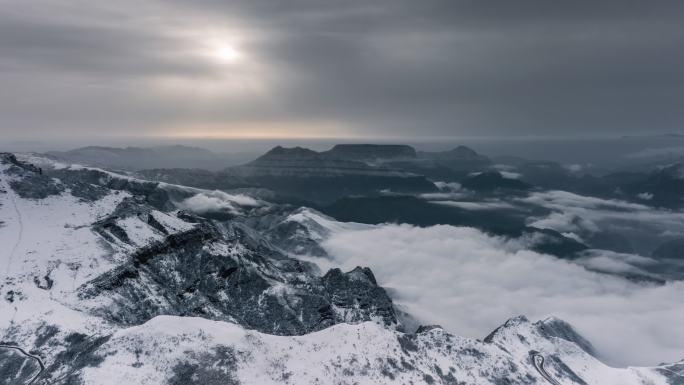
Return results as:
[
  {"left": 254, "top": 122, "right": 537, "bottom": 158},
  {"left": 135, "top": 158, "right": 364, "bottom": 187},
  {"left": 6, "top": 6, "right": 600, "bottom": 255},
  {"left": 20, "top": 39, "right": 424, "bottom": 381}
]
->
[
  {"left": 322, "top": 267, "right": 396, "bottom": 324},
  {"left": 79, "top": 222, "right": 397, "bottom": 336}
]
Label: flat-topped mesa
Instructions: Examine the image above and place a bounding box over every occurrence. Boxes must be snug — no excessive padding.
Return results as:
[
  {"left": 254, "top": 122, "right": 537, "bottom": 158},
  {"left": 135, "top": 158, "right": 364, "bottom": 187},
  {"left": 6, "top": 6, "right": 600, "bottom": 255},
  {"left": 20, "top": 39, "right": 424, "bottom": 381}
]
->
[{"left": 323, "top": 144, "right": 417, "bottom": 161}]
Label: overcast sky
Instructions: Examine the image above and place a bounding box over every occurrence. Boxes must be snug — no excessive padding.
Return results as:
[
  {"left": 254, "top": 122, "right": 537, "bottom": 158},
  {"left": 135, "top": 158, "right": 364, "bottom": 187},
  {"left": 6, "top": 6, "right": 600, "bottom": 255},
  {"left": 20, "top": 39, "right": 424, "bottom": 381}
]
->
[{"left": 1, "top": 0, "right": 683, "bottom": 141}]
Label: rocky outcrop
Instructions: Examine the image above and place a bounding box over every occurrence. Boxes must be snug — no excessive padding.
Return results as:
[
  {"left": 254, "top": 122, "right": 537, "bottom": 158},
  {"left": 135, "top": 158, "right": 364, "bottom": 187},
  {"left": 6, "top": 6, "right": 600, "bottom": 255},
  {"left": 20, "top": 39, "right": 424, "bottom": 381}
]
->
[
  {"left": 79, "top": 221, "right": 397, "bottom": 335},
  {"left": 1, "top": 153, "right": 64, "bottom": 199}
]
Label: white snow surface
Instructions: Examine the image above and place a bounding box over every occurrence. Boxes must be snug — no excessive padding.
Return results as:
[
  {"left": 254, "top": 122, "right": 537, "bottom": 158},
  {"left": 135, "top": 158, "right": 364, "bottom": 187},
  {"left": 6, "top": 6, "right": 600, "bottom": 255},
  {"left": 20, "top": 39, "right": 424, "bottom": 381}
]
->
[
  {"left": 0, "top": 164, "right": 127, "bottom": 290},
  {"left": 82, "top": 315, "right": 671, "bottom": 385}
]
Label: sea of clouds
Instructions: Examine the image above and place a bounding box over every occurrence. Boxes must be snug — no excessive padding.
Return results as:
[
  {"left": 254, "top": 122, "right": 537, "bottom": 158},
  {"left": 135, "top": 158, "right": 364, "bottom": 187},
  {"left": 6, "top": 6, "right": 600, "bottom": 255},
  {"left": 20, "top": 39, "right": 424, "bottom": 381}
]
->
[{"left": 321, "top": 223, "right": 684, "bottom": 367}]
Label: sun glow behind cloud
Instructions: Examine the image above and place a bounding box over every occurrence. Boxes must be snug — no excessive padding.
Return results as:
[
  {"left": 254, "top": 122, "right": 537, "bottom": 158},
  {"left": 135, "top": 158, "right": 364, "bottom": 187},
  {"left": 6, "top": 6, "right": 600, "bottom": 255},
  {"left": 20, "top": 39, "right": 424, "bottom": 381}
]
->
[
  {"left": 212, "top": 45, "right": 241, "bottom": 63},
  {"left": 199, "top": 32, "right": 245, "bottom": 66}
]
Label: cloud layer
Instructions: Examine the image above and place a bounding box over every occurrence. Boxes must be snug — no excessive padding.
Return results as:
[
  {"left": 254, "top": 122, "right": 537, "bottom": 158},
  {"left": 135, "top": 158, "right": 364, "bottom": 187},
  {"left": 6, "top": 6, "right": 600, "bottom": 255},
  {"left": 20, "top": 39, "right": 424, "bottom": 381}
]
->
[
  {"left": 2, "top": 0, "right": 684, "bottom": 139},
  {"left": 322, "top": 224, "right": 684, "bottom": 367}
]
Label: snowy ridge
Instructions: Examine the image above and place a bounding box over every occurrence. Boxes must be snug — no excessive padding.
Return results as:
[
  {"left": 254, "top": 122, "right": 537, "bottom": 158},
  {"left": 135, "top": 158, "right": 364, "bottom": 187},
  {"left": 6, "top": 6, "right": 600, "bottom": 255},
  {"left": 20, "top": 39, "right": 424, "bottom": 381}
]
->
[
  {"left": 81, "top": 315, "right": 675, "bottom": 385},
  {"left": 16, "top": 152, "right": 265, "bottom": 215},
  {"left": 284, "top": 207, "right": 372, "bottom": 242}
]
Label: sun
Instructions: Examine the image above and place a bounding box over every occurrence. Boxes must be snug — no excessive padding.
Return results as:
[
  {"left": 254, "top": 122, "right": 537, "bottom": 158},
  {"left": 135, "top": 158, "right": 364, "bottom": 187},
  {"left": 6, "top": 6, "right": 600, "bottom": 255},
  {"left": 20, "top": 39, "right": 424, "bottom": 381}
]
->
[{"left": 212, "top": 45, "right": 241, "bottom": 63}]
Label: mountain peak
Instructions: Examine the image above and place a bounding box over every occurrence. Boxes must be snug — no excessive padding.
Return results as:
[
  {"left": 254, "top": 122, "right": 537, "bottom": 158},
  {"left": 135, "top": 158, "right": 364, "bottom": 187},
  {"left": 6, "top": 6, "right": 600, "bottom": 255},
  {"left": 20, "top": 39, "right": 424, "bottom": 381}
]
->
[{"left": 257, "top": 146, "right": 321, "bottom": 160}]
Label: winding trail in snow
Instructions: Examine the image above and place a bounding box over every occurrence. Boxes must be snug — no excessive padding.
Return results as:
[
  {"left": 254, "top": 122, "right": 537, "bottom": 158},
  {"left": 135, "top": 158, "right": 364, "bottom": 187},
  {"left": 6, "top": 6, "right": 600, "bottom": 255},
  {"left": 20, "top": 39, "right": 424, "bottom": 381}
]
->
[
  {"left": 531, "top": 353, "right": 561, "bottom": 385},
  {"left": 0, "top": 344, "right": 45, "bottom": 385}
]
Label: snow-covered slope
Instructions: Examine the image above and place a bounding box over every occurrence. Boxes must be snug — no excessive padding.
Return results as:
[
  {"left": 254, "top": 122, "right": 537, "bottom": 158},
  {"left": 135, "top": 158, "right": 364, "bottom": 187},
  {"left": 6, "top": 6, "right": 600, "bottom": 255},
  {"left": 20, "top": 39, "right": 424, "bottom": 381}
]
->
[
  {"left": 0, "top": 153, "right": 681, "bottom": 385},
  {"left": 82, "top": 315, "right": 677, "bottom": 385},
  {"left": 239, "top": 206, "right": 372, "bottom": 257}
]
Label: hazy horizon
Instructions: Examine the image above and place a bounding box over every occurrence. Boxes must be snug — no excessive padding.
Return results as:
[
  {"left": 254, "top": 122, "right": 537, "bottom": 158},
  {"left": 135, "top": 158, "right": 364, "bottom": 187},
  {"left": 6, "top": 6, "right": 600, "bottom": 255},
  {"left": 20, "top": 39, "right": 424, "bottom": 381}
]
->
[{"left": 5, "top": 133, "right": 684, "bottom": 170}]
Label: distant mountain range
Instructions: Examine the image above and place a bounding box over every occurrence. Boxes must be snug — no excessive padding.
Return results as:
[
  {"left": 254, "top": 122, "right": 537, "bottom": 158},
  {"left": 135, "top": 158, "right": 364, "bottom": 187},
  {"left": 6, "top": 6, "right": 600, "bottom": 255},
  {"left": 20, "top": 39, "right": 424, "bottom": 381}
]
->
[
  {"left": 43, "top": 143, "right": 684, "bottom": 211},
  {"left": 136, "top": 144, "right": 498, "bottom": 204},
  {"left": 46, "top": 145, "right": 253, "bottom": 171}
]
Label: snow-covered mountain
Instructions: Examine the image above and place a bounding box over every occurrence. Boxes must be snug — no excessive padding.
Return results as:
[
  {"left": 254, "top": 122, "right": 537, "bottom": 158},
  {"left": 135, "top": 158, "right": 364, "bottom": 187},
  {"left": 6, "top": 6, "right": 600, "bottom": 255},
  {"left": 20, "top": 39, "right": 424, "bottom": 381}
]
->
[{"left": 0, "top": 153, "right": 681, "bottom": 385}]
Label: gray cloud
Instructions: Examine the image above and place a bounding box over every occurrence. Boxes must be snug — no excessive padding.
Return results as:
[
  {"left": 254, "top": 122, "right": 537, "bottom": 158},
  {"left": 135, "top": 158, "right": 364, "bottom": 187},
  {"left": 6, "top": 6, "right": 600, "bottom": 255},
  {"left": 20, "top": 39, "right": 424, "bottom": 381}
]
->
[{"left": 1, "top": 0, "right": 683, "bottom": 139}]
